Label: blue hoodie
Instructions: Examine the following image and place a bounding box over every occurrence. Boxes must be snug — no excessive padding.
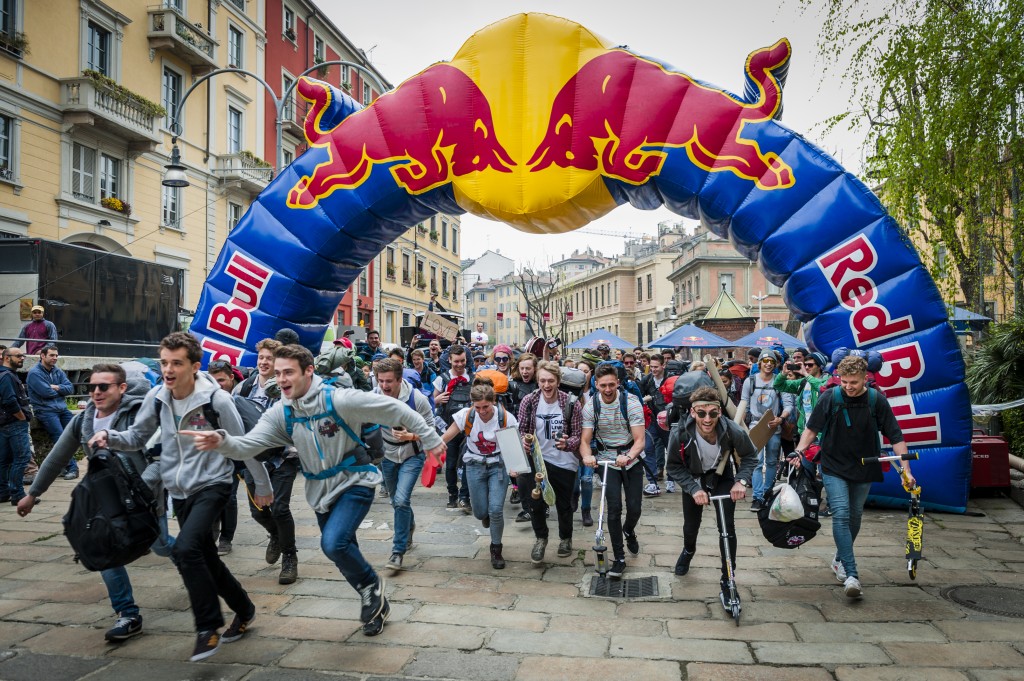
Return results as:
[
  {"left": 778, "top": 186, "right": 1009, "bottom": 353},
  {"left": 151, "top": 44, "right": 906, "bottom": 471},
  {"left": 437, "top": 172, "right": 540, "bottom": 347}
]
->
[{"left": 27, "top": 362, "right": 74, "bottom": 413}]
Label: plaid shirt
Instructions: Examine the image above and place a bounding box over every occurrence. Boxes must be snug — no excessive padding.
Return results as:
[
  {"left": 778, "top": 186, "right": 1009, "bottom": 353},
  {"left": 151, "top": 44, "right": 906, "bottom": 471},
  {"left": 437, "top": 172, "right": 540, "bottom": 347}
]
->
[{"left": 517, "top": 389, "right": 582, "bottom": 456}]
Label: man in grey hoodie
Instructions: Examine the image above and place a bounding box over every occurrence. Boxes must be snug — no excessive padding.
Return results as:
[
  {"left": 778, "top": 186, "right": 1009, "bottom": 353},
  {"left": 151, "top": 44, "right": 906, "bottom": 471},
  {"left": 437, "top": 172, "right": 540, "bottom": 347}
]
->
[
  {"left": 90, "top": 332, "right": 273, "bottom": 663},
  {"left": 373, "top": 358, "right": 433, "bottom": 572},
  {"left": 18, "top": 363, "right": 170, "bottom": 643},
  {"left": 184, "top": 344, "right": 445, "bottom": 638}
]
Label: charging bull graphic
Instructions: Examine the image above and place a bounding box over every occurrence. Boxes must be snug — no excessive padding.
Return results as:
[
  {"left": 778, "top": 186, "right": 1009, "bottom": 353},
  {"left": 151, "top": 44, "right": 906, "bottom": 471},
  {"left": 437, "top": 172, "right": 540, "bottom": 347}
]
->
[
  {"left": 528, "top": 41, "right": 794, "bottom": 190},
  {"left": 190, "top": 13, "right": 972, "bottom": 511}
]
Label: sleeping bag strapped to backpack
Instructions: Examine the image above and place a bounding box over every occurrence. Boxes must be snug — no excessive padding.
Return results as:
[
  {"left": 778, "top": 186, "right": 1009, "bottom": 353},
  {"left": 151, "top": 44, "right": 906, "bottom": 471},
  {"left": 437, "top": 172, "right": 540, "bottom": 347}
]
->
[
  {"left": 63, "top": 448, "right": 161, "bottom": 571},
  {"left": 666, "top": 370, "right": 715, "bottom": 426},
  {"left": 757, "top": 464, "right": 823, "bottom": 549},
  {"left": 474, "top": 369, "right": 516, "bottom": 412}
]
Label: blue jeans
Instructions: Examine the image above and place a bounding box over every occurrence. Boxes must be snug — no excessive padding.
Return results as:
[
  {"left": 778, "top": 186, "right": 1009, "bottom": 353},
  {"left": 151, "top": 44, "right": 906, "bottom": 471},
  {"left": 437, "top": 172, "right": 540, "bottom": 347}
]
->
[
  {"left": 821, "top": 473, "right": 873, "bottom": 580},
  {"left": 36, "top": 409, "right": 76, "bottom": 474},
  {"left": 0, "top": 420, "right": 31, "bottom": 500},
  {"left": 643, "top": 426, "right": 667, "bottom": 483},
  {"left": 575, "top": 465, "right": 594, "bottom": 511},
  {"left": 381, "top": 453, "right": 425, "bottom": 555},
  {"left": 464, "top": 460, "right": 508, "bottom": 544},
  {"left": 752, "top": 431, "right": 782, "bottom": 502},
  {"left": 315, "top": 484, "right": 376, "bottom": 591},
  {"left": 100, "top": 567, "right": 139, "bottom": 618}
]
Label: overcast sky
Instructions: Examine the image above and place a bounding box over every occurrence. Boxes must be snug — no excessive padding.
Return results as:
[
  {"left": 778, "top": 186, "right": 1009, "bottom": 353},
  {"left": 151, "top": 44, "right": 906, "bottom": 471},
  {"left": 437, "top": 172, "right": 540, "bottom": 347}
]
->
[{"left": 323, "top": 0, "right": 871, "bottom": 267}]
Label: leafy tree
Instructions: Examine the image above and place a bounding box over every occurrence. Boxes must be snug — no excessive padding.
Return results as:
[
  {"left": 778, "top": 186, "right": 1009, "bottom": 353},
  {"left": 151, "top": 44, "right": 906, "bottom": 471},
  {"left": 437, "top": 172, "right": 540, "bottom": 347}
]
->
[
  {"left": 513, "top": 268, "right": 572, "bottom": 341},
  {"left": 804, "top": 0, "right": 1024, "bottom": 314}
]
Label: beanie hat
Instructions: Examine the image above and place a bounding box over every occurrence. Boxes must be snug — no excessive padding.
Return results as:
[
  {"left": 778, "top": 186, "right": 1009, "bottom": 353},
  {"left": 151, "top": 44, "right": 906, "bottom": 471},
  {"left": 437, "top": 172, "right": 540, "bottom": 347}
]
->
[{"left": 809, "top": 351, "right": 828, "bottom": 369}]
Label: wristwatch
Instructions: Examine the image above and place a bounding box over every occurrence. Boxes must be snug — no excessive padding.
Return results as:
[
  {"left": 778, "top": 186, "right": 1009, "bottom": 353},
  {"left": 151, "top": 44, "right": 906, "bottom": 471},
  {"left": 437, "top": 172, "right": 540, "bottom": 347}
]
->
[{"left": 736, "top": 478, "right": 750, "bottom": 487}]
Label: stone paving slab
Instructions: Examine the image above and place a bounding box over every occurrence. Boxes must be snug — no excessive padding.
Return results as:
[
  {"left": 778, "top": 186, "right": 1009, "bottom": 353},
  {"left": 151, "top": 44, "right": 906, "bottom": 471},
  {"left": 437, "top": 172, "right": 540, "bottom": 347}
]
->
[
  {"left": 0, "top": 651, "right": 112, "bottom": 681},
  {"left": 686, "top": 663, "right": 835, "bottom": 681}
]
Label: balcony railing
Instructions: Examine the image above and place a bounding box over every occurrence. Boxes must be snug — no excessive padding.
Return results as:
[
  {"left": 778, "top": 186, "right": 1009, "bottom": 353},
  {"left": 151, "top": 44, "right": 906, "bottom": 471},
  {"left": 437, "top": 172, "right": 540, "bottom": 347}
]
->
[
  {"left": 215, "top": 152, "right": 272, "bottom": 194},
  {"left": 61, "top": 75, "right": 162, "bottom": 147},
  {"left": 148, "top": 5, "right": 217, "bottom": 73}
]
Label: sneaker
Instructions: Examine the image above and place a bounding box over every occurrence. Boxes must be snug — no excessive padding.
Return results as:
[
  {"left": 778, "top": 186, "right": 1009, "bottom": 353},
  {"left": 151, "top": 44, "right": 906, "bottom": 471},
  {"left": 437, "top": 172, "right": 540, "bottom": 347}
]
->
[
  {"left": 831, "top": 555, "right": 847, "bottom": 582},
  {"left": 749, "top": 499, "right": 763, "bottom": 512},
  {"left": 358, "top": 575, "right": 386, "bottom": 623},
  {"left": 665, "top": 480, "right": 676, "bottom": 493},
  {"left": 607, "top": 559, "right": 626, "bottom": 578},
  {"left": 719, "top": 581, "right": 742, "bottom": 613},
  {"left": 458, "top": 498, "right": 472, "bottom": 515},
  {"left": 557, "top": 538, "right": 572, "bottom": 557},
  {"left": 217, "top": 539, "right": 232, "bottom": 556},
  {"left": 446, "top": 496, "right": 458, "bottom": 509},
  {"left": 221, "top": 612, "right": 255, "bottom": 643},
  {"left": 63, "top": 471, "right": 79, "bottom": 481},
  {"left": 279, "top": 552, "right": 298, "bottom": 585},
  {"left": 642, "top": 483, "right": 661, "bottom": 497},
  {"left": 105, "top": 614, "right": 143, "bottom": 642},
  {"left": 581, "top": 509, "right": 593, "bottom": 527},
  {"left": 482, "top": 514, "right": 490, "bottom": 529},
  {"left": 625, "top": 532, "right": 640, "bottom": 556},
  {"left": 190, "top": 630, "right": 220, "bottom": 662},
  {"left": 408, "top": 523, "right": 416, "bottom": 550},
  {"left": 674, "top": 549, "right": 694, "bottom": 576},
  {"left": 821, "top": 507, "right": 833, "bottom": 517},
  {"left": 361, "top": 598, "right": 391, "bottom": 636},
  {"left": 531, "top": 537, "right": 548, "bottom": 564},
  {"left": 386, "top": 552, "right": 404, "bottom": 570},
  {"left": 377, "top": 485, "right": 389, "bottom": 498},
  {"left": 265, "top": 535, "right": 281, "bottom": 565},
  {"left": 510, "top": 488, "right": 520, "bottom": 505},
  {"left": 843, "top": 576, "right": 862, "bottom": 599},
  {"left": 515, "top": 510, "right": 532, "bottom": 523}
]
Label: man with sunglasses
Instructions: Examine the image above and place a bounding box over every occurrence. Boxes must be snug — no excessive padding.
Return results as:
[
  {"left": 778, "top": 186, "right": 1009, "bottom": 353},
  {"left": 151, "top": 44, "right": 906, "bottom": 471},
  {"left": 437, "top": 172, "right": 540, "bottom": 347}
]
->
[
  {"left": 0, "top": 347, "right": 32, "bottom": 505},
  {"left": 18, "top": 364, "right": 169, "bottom": 643},
  {"left": 735, "top": 349, "right": 794, "bottom": 512},
  {"left": 774, "top": 351, "right": 829, "bottom": 446},
  {"left": 26, "top": 345, "right": 78, "bottom": 480},
  {"left": 666, "top": 386, "right": 756, "bottom": 610}
]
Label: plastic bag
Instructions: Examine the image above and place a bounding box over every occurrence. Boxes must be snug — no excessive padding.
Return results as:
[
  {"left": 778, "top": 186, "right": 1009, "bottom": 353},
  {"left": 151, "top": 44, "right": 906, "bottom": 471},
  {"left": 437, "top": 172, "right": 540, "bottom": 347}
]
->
[{"left": 768, "top": 483, "right": 804, "bottom": 522}]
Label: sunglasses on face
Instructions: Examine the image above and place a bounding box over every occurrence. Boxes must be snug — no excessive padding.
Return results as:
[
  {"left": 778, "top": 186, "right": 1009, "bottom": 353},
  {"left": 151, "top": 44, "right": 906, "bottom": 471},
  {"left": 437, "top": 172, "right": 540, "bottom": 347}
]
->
[
  {"left": 803, "top": 362, "right": 816, "bottom": 368},
  {"left": 494, "top": 356, "right": 510, "bottom": 363},
  {"left": 208, "top": 360, "right": 232, "bottom": 372},
  {"left": 87, "top": 383, "right": 114, "bottom": 393},
  {"left": 694, "top": 409, "right": 720, "bottom": 419},
  {"left": 760, "top": 359, "right": 776, "bottom": 365}
]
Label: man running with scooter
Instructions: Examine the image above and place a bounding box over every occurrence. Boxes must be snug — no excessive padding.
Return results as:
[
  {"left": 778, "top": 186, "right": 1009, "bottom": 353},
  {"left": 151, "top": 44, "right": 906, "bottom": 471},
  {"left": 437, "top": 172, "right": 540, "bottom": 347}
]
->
[{"left": 666, "top": 386, "right": 757, "bottom": 612}]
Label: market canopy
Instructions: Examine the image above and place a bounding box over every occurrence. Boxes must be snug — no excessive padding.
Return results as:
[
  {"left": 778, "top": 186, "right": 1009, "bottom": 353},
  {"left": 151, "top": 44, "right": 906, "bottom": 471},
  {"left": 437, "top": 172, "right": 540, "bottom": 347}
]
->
[
  {"left": 649, "top": 323, "right": 733, "bottom": 348},
  {"left": 731, "top": 326, "right": 804, "bottom": 349},
  {"left": 567, "top": 329, "right": 634, "bottom": 349},
  {"left": 950, "top": 306, "right": 992, "bottom": 332}
]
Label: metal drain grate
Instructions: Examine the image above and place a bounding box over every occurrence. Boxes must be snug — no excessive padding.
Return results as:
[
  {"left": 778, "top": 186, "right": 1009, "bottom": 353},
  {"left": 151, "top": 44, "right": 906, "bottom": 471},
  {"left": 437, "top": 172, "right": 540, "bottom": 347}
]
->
[
  {"left": 941, "top": 585, "right": 1024, "bottom": 618},
  {"left": 589, "top": 575, "right": 659, "bottom": 598}
]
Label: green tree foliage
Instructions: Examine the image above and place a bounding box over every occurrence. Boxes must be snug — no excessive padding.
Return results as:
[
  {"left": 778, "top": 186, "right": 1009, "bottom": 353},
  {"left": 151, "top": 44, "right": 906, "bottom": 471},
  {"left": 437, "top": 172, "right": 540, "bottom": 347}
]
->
[{"left": 804, "top": 0, "right": 1024, "bottom": 313}]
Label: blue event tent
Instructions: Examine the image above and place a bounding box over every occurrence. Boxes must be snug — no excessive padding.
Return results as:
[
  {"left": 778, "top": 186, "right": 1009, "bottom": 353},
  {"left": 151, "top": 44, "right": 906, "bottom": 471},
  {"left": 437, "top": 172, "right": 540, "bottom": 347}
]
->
[
  {"left": 731, "top": 326, "right": 804, "bottom": 349},
  {"left": 649, "top": 324, "right": 732, "bottom": 348},
  {"left": 567, "top": 329, "right": 634, "bottom": 349}
]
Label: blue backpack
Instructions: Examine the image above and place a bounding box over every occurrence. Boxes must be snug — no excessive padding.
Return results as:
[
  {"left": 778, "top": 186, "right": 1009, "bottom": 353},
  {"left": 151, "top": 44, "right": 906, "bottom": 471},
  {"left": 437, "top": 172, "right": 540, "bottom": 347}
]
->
[{"left": 283, "top": 386, "right": 378, "bottom": 480}]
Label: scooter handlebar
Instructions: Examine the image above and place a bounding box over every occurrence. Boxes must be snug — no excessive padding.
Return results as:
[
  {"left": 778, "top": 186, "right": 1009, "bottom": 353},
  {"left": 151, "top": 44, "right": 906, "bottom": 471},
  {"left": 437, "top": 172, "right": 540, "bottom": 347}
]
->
[{"left": 860, "top": 453, "right": 919, "bottom": 464}]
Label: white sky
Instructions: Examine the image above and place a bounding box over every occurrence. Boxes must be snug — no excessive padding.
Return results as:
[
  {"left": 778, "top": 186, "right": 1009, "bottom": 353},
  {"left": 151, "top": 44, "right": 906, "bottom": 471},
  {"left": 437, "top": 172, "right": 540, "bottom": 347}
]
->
[{"left": 323, "top": 0, "right": 869, "bottom": 267}]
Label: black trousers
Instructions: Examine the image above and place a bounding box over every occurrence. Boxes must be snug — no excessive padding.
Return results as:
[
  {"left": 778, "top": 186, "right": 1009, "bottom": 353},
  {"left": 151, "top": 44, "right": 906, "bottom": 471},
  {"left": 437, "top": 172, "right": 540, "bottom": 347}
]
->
[
  {"left": 600, "top": 463, "right": 644, "bottom": 560},
  {"left": 171, "top": 483, "right": 255, "bottom": 632},
  {"left": 243, "top": 457, "right": 300, "bottom": 554},
  {"left": 444, "top": 432, "right": 468, "bottom": 501},
  {"left": 518, "top": 462, "right": 577, "bottom": 541},
  {"left": 681, "top": 473, "right": 737, "bottom": 579}
]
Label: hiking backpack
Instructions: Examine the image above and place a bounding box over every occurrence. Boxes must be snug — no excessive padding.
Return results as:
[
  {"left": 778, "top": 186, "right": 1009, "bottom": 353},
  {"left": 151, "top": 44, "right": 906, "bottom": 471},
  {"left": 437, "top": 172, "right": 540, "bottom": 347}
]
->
[
  {"left": 439, "top": 372, "right": 474, "bottom": 425},
  {"left": 62, "top": 448, "right": 160, "bottom": 571},
  {"left": 463, "top": 402, "right": 509, "bottom": 437}
]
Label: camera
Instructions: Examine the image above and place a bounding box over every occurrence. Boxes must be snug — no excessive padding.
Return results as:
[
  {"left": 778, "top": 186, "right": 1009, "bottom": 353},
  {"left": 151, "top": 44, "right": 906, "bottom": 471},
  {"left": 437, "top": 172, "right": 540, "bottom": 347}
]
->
[{"left": 786, "top": 362, "right": 800, "bottom": 371}]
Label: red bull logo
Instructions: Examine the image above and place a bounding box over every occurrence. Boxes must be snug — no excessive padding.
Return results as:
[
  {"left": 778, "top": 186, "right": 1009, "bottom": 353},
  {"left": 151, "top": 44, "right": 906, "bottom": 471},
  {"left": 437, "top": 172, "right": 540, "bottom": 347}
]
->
[
  {"left": 527, "top": 41, "right": 795, "bottom": 190},
  {"left": 288, "top": 64, "right": 516, "bottom": 209}
]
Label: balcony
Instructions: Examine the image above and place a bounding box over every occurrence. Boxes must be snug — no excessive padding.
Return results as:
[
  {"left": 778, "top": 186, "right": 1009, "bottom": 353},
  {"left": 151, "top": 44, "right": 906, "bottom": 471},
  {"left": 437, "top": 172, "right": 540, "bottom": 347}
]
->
[
  {"left": 386, "top": 265, "right": 396, "bottom": 281},
  {"left": 61, "top": 74, "right": 162, "bottom": 152},
  {"left": 215, "top": 152, "right": 272, "bottom": 194},
  {"left": 147, "top": 6, "right": 217, "bottom": 75}
]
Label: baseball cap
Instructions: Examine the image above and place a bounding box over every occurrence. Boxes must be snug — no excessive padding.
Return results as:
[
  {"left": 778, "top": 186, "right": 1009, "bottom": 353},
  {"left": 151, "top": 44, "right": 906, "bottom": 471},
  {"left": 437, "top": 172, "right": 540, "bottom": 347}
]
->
[
  {"left": 343, "top": 329, "right": 355, "bottom": 336},
  {"left": 596, "top": 343, "right": 610, "bottom": 351},
  {"left": 31, "top": 305, "right": 43, "bottom": 312}
]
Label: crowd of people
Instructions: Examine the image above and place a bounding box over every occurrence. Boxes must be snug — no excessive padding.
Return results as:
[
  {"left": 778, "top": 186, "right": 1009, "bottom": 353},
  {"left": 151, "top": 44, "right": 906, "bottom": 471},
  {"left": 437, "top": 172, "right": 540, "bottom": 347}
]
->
[{"left": 0, "top": 317, "right": 914, "bottom": 662}]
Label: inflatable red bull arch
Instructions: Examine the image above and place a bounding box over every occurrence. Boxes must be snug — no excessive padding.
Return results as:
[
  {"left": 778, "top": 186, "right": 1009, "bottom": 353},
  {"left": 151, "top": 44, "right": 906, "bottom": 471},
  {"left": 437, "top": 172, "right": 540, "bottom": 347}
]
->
[{"left": 190, "top": 14, "right": 971, "bottom": 511}]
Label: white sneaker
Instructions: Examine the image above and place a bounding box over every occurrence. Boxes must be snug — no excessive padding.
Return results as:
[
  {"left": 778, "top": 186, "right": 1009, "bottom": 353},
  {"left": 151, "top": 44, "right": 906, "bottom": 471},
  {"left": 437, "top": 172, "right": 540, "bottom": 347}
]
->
[
  {"left": 843, "top": 576, "right": 862, "bottom": 599},
  {"left": 642, "top": 483, "right": 661, "bottom": 497},
  {"left": 665, "top": 480, "right": 676, "bottom": 493},
  {"left": 831, "top": 555, "right": 847, "bottom": 582}
]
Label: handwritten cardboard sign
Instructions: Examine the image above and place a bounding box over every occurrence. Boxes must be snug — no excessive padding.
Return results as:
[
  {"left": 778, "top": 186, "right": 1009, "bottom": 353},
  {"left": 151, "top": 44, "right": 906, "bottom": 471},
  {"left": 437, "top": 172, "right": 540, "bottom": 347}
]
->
[{"left": 420, "top": 311, "right": 459, "bottom": 341}]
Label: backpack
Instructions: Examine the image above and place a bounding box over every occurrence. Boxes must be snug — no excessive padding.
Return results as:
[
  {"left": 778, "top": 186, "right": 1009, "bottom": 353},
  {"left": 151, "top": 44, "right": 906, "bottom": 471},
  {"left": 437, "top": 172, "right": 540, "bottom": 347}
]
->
[
  {"left": 463, "top": 402, "right": 509, "bottom": 438},
  {"left": 757, "top": 464, "right": 823, "bottom": 549},
  {"left": 62, "top": 448, "right": 160, "bottom": 571},
  {"left": 667, "top": 370, "right": 715, "bottom": 425},
  {"left": 817, "top": 386, "right": 885, "bottom": 465},
  {"left": 664, "top": 359, "right": 687, "bottom": 378},
  {"left": 591, "top": 391, "right": 636, "bottom": 449},
  {"left": 439, "top": 372, "right": 473, "bottom": 425},
  {"left": 742, "top": 373, "right": 780, "bottom": 426},
  {"left": 283, "top": 386, "right": 377, "bottom": 480},
  {"left": 157, "top": 393, "right": 284, "bottom": 463}
]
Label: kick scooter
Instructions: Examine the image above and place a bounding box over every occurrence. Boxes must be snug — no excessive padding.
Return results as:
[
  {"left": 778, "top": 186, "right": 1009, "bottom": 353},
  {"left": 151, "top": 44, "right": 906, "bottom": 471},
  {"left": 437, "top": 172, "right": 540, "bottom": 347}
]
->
[
  {"left": 861, "top": 452, "right": 922, "bottom": 579},
  {"left": 709, "top": 493, "right": 741, "bottom": 625},
  {"left": 593, "top": 461, "right": 613, "bottom": 579}
]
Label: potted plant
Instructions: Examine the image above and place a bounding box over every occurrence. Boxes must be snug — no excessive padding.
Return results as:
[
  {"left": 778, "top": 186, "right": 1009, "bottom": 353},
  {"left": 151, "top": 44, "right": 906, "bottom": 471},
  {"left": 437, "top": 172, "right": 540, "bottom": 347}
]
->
[
  {"left": 429, "top": 229, "right": 438, "bottom": 242},
  {"left": 100, "top": 197, "right": 132, "bottom": 217},
  {"left": 0, "top": 32, "right": 29, "bottom": 57},
  {"left": 417, "top": 274, "right": 426, "bottom": 289},
  {"left": 386, "top": 264, "right": 396, "bottom": 279},
  {"left": 313, "top": 55, "right": 329, "bottom": 77},
  {"left": 284, "top": 27, "right": 296, "bottom": 41}
]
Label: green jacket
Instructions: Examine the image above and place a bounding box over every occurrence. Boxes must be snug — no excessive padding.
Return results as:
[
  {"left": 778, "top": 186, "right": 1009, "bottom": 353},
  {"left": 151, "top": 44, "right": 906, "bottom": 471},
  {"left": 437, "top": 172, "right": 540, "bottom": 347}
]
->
[{"left": 773, "top": 373, "right": 830, "bottom": 433}]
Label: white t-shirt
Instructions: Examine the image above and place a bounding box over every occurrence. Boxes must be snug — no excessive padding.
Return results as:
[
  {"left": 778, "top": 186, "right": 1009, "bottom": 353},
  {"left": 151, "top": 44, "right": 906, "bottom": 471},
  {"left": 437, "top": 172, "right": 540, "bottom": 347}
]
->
[
  {"left": 247, "top": 378, "right": 270, "bottom": 409},
  {"left": 535, "top": 397, "right": 576, "bottom": 471},
  {"left": 433, "top": 370, "right": 471, "bottom": 394},
  {"left": 471, "top": 331, "right": 489, "bottom": 345},
  {"left": 93, "top": 412, "right": 115, "bottom": 434},
  {"left": 452, "top": 406, "right": 519, "bottom": 463},
  {"left": 695, "top": 431, "right": 722, "bottom": 473}
]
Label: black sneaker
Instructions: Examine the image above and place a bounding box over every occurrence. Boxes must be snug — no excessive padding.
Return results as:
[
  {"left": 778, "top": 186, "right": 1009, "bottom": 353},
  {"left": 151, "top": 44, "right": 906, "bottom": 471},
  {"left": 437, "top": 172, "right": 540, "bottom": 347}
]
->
[
  {"left": 265, "top": 535, "right": 281, "bottom": 565},
  {"left": 446, "top": 496, "right": 458, "bottom": 509},
  {"left": 674, "top": 550, "right": 694, "bottom": 576},
  {"left": 190, "top": 630, "right": 220, "bottom": 662},
  {"left": 515, "top": 510, "right": 532, "bottom": 523},
  {"left": 385, "top": 552, "right": 404, "bottom": 570},
  {"left": 361, "top": 598, "right": 390, "bottom": 636},
  {"left": 105, "top": 614, "right": 143, "bottom": 642},
  {"left": 607, "top": 559, "right": 626, "bottom": 578},
  {"left": 720, "top": 580, "right": 741, "bottom": 613},
  {"left": 458, "top": 498, "right": 472, "bottom": 515},
  {"left": 581, "top": 509, "right": 593, "bottom": 526},
  {"left": 625, "top": 533, "right": 640, "bottom": 556},
  {"left": 531, "top": 537, "right": 548, "bottom": 564},
  {"left": 358, "top": 575, "right": 386, "bottom": 624},
  {"left": 217, "top": 539, "right": 232, "bottom": 555},
  {"left": 749, "top": 499, "right": 763, "bottom": 512},
  {"left": 510, "top": 488, "right": 521, "bottom": 505},
  {"left": 557, "top": 538, "right": 572, "bottom": 557},
  {"left": 278, "top": 552, "right": 298, "bottom": 585},
  {"left": 221, "top": 612, "right": 255, "bottom": 643},
  {"left": 482, "top": 514, "right": 490, "bottom": 529}
]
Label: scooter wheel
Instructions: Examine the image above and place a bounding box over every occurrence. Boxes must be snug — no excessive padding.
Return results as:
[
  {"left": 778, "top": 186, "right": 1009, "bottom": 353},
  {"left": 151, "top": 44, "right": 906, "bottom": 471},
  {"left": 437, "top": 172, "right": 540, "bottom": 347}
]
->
[
  {"left": 732, "top": 605, "right": 741, "bottom": 625},
  {"left": 908, "top": 560, "right": 917, "bottom": 580}
]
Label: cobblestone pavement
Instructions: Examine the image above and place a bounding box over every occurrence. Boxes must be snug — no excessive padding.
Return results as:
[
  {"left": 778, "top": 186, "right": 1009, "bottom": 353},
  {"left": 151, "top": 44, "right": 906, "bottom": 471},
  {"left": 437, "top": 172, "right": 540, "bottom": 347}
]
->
[{"left": 2, "top": 473, "right": 1024, "bottom": 680}]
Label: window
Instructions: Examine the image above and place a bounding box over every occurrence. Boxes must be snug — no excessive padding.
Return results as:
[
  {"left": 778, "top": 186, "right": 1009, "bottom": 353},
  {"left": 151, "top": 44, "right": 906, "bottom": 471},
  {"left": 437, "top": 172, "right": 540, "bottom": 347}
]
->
[
  {"left": 314, "top": 36, "right": 325, "bottom": 62},
  {"left": 386, "top": 247, "right": 395, "bottom": 267},
  {"left": 430, "top": 264, "right": 438, "bottom": 292},
  {"left": 0, "top": 114, "right": 11, "bottom": 181},
  {"left": 283, "top": 149, "right": 293, "bottom": 166},
  {"left": 720, "top": 273, "right": 734, "bottom": 295},
  {"left": 401, "top": 253, "right": 411, "bottom": 283},
  {"left": 283, "top": 7, "right": 295, "bottom": 39},
  {"left": 164, "top": 0, "right": 184, "bottom": 10},
  {"left": 363, "top": 83, "right": 371, "bottom": 106},
  {"left": 637, "top": 277, "right": 643, "bottom": 301},
  {"left": 71, "top": 143, "right": 96, "bottom": 201},
  {"left": 600, "top": 285, "right": 605, "bottom": 307},
  {"left": 98, "top": 153, "right": 119, "bottom": 199},
  {"left": 767, "top": 281, "right": 781, "bottom": 295},
  {"left": 227, "top": 107, "right": 242, "bottom": 154},
  {"left": 647, "top": 274, "right": 653, "bottom": 300},
  {"left": 442, "top": 272, "right": 449, "bottom": 296},
  {"left": 647, "top": 321, "right": 653, "bottom": 343},
  {"left": 451, "top": 279, "right": 456, "bottom": 297},
  {"left": 227, "top": 0, "right": 245, "bottom": 10},
  {"left": 341, "top": 64, "right": 351, "bottom": 88},
  {"left": 0, "top": 0, "right": 15, "bottom": 36},
  {"left": 162, "top": 185, "right": 181, "bottom": 229},
  {"left": 86, "top": 21, "right": 110, "bottom": 75},
  {"left": 478, "top": 308, "right": 486, "bottom": 316},
  {"left": 402, "top": 312, "right": 410, "bottom": 327},
  {"left": 359, "top": 269, "right": 368, "bottom": 296},
  {"left": 936, "top": 244, "right": 947, "bottom": 271},
  {"left": 637, "top": 323, "right": 643, "bottom": 345},
  {"left": 162, "top": 66, "right": 182, "bottom": 130},
  {"left": 282, "top": 74, "right": 295, "bottom": 121},
  {"left": 228, "top": 26, "right": 243, "bottom": 68},
  {"left": 451, "top": 226, "right": 458, "bottom": 253},
  {"left": 479, "top": 292, "right": 486, "bottom": 302},
  {"left": 695, "top": 273, "right": 700, "bottom": 298},
  {"left": 441, "top": 220, "right": 448, "bottom": 248},
  {"left": 228, "top": 202, "right": 242, "bottom": 231}
]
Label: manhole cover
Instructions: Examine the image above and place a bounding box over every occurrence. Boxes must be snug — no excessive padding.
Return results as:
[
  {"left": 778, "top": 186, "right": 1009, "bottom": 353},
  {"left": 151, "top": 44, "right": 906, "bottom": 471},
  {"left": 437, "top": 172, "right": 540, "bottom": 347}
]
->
[
  {"left": 589, "top": 576, "right": 659, "bottom": 598},
  {"left": 942, "top": 585, "right": 1024, "bottom": 618}
]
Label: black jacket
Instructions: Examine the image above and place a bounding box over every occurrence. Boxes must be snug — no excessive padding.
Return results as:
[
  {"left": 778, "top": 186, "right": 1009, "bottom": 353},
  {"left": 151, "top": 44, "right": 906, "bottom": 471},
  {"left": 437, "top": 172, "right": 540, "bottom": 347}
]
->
[
  {"left": 639, "top": 372, "right": 667, "bottom": 413},
  {"left": 666, "top": 415, "right": 757, "bottom": 496}
]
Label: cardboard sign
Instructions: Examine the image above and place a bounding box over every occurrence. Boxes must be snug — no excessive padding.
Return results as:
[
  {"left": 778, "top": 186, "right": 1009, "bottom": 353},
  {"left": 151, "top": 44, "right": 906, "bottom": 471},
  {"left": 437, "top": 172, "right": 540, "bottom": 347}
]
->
[
  {"left": 420, "top": 311, "right": 459, "bottom": 341},
  {"left": 748, "top": 409, "right": 777, "bottom": 452}
]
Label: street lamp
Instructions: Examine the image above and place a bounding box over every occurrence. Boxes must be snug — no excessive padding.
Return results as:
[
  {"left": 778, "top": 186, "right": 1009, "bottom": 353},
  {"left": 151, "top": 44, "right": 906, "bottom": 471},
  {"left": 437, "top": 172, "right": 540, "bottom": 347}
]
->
[
  {"left": 163, "top": 61, "right": 389, "bottom": 188},
  {"left": 752, "top": 291, "right": 769, "bottom": 329}
]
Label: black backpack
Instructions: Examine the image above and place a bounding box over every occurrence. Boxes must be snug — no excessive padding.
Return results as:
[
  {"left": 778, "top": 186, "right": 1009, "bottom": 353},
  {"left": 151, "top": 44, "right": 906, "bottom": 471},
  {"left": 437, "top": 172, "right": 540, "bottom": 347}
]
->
[
  {"left": 62, "top": 448, "right": 160, "bottom": 571},
  {"left": 756, "top": 464, "right": 823, "bottom": 549},
  {"left": 157, "top": 394, "right": 284, "bottom": 463},
  {"left": 667, "top": 370, "right": 715, "bottom": 425},
  {"left": 439, "top": 373, "right": 473, "bottom": 425}
]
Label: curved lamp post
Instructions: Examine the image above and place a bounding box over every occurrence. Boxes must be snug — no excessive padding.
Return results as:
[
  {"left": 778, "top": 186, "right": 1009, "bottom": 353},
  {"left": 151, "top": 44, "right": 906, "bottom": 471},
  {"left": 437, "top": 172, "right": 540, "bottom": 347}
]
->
[{"left": 162, "top": 60, "right": 389, "bottom": 187}]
